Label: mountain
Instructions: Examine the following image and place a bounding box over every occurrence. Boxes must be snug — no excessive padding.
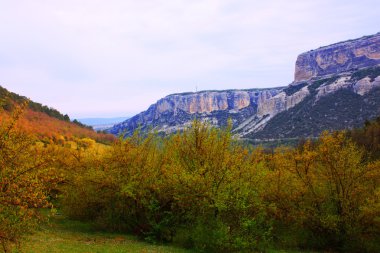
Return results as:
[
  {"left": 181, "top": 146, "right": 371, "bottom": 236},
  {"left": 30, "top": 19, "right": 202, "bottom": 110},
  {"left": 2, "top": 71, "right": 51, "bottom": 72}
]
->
[
  {"left": 110, "top": 32, "right": 380, "bottom": 139},
  {"left": 0, "top": 85, "right": 116, "bottom": 143},
  {"left": 109, "top": 88, "right": 284, "bottom": 136},
  {"left": 77, "top": 117, "right": 129, "bottom": 131}
]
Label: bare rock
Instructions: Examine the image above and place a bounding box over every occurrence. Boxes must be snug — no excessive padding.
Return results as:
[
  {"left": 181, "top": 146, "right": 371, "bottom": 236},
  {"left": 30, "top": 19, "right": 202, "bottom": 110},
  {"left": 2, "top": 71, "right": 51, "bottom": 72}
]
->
[{"left": 295, "top": 33, "right": 380, "bottom": 82}]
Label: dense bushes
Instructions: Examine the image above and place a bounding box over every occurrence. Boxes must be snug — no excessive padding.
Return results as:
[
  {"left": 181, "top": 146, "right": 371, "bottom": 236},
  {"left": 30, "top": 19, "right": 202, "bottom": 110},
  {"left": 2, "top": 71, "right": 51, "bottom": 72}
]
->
[
  {"left": 61, "top": 122, "right": 274, "bottom": 252},
  {"left": 265, "top": 133, "right": 380, "bottom": 251},
  {"left": 60, "top": 121, "right": 380, "bottom": 252}
]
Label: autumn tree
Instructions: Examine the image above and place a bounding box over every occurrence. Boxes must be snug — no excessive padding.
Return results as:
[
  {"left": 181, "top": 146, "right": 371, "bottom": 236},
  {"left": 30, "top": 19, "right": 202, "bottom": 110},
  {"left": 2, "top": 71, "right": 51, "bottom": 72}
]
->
[
  {"left": 0, "top": 102, "right": 57, "bottom": 252},
  {"left": 161, "top": 120, "right": 273, "bottom": 251},
  {"left": 263, "top": 132, "right": 380, "bottom": 251}
]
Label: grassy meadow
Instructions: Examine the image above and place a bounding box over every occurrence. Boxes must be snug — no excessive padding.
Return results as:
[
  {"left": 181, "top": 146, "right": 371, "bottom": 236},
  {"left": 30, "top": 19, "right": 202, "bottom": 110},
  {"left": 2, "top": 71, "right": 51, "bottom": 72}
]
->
[
  {"left": 17, "top": 213, "right": 317, "bottom": 253},
  {"left": 15, "top": 214, "right": 193, "bottom": 253}
]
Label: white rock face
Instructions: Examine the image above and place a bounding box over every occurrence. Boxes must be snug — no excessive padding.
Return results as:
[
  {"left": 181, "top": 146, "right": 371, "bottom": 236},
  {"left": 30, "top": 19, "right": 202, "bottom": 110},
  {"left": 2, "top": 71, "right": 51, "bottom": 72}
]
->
[
  {"left": 294, "top": 33, "right": 380, "bottom": 82},
  {"left": 314, "top": 75, "right": 380, "bottom": 100},
  {"left": 258, "top": 87, "right": 310, "bottom": 116},
  {"left": 316, "top": 76, "right": 351, "bottom": 100},
  {"left": 153, "top": 89, "right": 282, "bottom": 118},
  {"left": 353, "top": 76, "right": 380, "bottom": 95}
]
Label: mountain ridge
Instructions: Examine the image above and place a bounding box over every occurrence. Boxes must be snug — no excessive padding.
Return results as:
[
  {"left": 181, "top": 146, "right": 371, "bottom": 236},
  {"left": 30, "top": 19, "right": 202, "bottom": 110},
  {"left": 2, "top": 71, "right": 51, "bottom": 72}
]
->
[{"left": 110, "top": 32, "right": 380, "bottom": 139}]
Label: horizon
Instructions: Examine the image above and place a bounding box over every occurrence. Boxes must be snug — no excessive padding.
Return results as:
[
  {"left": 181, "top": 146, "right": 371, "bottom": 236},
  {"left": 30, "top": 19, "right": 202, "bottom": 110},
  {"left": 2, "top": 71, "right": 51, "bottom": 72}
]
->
[{"left": 1, "top": 0, "right": 379, "bottom": 118}]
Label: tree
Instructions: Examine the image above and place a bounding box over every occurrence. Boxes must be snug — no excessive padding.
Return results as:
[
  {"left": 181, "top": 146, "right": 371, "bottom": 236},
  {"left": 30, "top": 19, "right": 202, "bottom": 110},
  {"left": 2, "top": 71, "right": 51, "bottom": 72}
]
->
[
  {"left": 264, "top": 132, "right": 380, "bottom": 251},
  {"left": 0, "top": 102, "right": 54, "bottom": 252}
]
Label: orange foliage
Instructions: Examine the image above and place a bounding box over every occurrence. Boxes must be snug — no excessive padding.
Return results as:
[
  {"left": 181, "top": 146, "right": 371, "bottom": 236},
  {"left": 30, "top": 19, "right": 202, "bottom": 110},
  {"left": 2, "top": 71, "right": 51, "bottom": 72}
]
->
[{"left": 0, "top": 109, "right": 115, "bottom": 143}]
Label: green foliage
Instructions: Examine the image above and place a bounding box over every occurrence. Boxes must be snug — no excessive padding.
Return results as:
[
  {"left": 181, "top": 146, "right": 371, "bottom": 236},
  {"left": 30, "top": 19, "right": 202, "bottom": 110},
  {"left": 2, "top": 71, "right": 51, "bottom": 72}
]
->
[
  {"left": 283, "top": 82, "right": 308, "bottom": 96},
  {"left": 61, "top": 121, "right": 276, "bottom": 252},
  {"left": 308, "top": 76, "right": 340, "bottom": 94},
  {"left": 16, "top": 213, "right": 193, "bottom": 253},
  {"left": 351, "top": 66, "right": 380, "bottom": 82},
  {"left": 348, "top": 116, "right": 380, "bottom": 160},
  {"left": 59, "top": 120, "right": 380, "bottom": 252},
  {"left": 0, "top": 85, "right": 70, "bottom": 122},
  {"left": 263, "top": 132, "right": 380, "bottom": 252}
]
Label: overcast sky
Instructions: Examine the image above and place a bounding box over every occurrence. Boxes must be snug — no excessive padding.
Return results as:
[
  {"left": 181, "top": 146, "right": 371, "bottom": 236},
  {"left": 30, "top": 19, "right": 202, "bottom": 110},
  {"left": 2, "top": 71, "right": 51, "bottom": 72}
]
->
[{"left": 0, "top": 0, "right": 379, "bottom": 118}]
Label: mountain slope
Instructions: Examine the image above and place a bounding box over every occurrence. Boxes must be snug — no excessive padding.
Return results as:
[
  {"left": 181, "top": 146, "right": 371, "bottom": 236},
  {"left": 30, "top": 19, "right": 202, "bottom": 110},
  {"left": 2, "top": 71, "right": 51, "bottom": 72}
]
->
[
  {"left": 250, "top": 76, "right": 380, "bottom": 139},
  {"left": 110, "top": 32, "right": 380, "bottom": 139},
  {"left": 0, "top": 85, "right": 115, "bottom": 143}
]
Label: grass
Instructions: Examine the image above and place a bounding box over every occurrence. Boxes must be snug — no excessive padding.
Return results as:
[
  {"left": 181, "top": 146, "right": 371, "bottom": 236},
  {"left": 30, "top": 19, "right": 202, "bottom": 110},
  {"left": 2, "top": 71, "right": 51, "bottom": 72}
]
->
[
  {"left": 14, "top": 214, "right": 194, "bottom": 253},
  {"left": 12, "top": 212, "right": 317, "bottom": 253}
]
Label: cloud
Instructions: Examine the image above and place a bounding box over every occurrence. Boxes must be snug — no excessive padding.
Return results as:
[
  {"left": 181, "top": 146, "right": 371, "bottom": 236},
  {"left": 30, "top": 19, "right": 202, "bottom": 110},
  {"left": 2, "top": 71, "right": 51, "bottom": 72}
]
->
[{"left": 0, "top": 0, "right": 379, "bottom": 117}]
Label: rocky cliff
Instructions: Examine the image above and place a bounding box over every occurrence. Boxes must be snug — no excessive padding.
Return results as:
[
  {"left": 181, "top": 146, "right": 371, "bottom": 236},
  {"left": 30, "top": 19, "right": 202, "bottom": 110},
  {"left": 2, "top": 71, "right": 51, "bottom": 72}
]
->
[
  {"left": 110, "top": 32, "right": 380, "bottom": 139},
  {"left": 295, "top": 33, "right": 380, "bottom": 82},
  {"left": 109, "top": 88, "right": 283, "bottom": 136},
  {"left": 250, "top": 66, "right": 380, "bottom": 139}
]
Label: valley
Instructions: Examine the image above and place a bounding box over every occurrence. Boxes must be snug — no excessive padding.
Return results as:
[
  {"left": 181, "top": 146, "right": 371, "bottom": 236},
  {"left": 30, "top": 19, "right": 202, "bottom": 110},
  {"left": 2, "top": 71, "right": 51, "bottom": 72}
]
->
[{"left": 1, "top": 33, "right": 380, "bottom": 253}]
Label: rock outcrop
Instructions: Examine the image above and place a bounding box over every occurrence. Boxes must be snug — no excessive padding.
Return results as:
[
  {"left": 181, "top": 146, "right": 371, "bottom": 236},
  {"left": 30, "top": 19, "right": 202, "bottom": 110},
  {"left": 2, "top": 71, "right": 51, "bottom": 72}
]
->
[
  {"left": 295, "top": 33, "right": 380, "bottom": 82},
  {"left": 110, "top": 32, "right": 380, "bottom": 139}
]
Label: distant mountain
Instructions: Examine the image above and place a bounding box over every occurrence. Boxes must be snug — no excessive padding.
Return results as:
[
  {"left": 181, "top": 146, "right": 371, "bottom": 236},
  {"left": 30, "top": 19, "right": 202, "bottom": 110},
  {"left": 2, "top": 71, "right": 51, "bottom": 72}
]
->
[
  {"left": 110, "top": 32, "right": 380, "bottom": 140},
  {"left": 0, "top": 86, "right": 115, "bottom": 143},
  {"left": 77, "top": 117, "right": 129, "bottom": 131}
]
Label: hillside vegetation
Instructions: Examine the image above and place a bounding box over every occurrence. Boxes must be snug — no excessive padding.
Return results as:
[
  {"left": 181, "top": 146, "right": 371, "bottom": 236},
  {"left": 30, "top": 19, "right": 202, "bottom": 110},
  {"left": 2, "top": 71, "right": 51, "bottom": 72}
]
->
[
  {"left": 1, "top": 99, "right": 379, "bottom": 252},
  {"left": 0, "top": 85, "right": 115, "bottom": 143}
]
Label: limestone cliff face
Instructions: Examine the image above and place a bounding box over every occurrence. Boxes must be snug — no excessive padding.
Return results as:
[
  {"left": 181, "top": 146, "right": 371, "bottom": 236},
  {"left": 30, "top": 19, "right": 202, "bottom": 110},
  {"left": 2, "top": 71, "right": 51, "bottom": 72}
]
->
[
  {"left": 257, "top": 86, "right": 310, "bottom": 116},
  {"left": 154, "top": 90, "right": 280, "bottom": 116},
  {"left": 109, "top": 89, "right": 283, "bottom": 136},
  {"left": 155, "top": 91, "right": 249, "bottom": 116},
  {"left": 353, "top": 76, "right": 380, "bottom": 95},
  {"left": 295, "top": 33, "right": 380, "bottom": 82}
]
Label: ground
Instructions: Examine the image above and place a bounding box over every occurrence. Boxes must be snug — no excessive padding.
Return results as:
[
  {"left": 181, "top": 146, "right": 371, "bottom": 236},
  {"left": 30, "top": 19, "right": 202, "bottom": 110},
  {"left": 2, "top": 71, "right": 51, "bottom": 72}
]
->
[{"left": 14, "top": 214, "right": 193, "bottom": 253}]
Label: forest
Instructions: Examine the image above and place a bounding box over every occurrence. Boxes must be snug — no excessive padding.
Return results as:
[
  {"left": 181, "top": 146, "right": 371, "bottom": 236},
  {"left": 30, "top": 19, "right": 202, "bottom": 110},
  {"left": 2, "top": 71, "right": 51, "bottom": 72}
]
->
[{"left": 1, "top": 102, "right": 379, "bottom": 253}]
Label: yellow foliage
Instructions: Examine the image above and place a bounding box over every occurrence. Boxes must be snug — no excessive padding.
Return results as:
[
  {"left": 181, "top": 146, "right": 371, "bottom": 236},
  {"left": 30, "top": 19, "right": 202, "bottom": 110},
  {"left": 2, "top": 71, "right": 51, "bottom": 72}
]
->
[{"left": 0, "top": 103, "right": 59, "bottom": 251}]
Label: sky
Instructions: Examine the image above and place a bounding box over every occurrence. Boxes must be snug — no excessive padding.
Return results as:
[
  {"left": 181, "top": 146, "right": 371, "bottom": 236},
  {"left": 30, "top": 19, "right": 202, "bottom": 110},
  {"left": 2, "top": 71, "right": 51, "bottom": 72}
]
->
[{"left": 0, "top": 0, "right": 379, "bottom": 118}]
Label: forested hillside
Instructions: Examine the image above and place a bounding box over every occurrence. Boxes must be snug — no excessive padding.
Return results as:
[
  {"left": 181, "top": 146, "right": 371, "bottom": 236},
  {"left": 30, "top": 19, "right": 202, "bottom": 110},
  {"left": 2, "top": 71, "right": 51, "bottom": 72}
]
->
[{"left": 0, "top": 85, "right": 115, "bottom": 143}]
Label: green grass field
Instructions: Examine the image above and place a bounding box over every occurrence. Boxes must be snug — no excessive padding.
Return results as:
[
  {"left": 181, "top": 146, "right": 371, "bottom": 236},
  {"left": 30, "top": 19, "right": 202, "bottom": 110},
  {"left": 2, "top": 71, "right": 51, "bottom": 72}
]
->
[
  {"left": 11, "top": 213, "right": 317, "bottom": 253},
  {"left": 15, "top": 214, "right": 193, "bottom": 253}
]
